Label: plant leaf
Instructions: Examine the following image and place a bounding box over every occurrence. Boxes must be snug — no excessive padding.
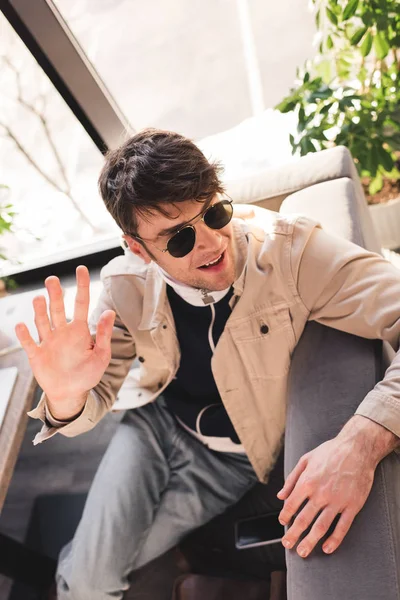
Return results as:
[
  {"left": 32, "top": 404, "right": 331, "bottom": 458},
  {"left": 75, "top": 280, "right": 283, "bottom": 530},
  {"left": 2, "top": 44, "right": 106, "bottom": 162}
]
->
[
  {"left": 275, "top": 97, "right": 298, "bottom": 113},
  {"left": 315, "top": 59, "right": 333, "bottom": 83},
  {"left": 343, "top": 0, "right": 359, "bottom": 21},
  {"left": 326, "top": 7, "right": 338, "bottom": 25},
  {"left": 297, "top": 106, "right": 306, "bottom": 133},
  {"left": 300, "top": 137, "right": 317, "bottom": 156},
  {"left": 377, "top": 145, "right": 394, "bottom": 172},
  {"left": 385, "top": 133, "right": 400, "bottom": 151},
  {"left": 350, "top": 26, "right": 368, "bottom": 45},
  {"left": 320, "top": 103, "right": 333, "bottom": 115},
  {"left": 369, "top": 173, "right": 383, "bottom": 195},
  {"left": 374, "top": 31, "right": 390, "bottom": 60},
  {"left": 361, "top": 11, "right": 373, "bottom": 27},
  {"left": 360, "top": 31, "right": 373, "bottom": 56},
  {"left": 309, "top": 87, "right": 334, "bottom": 101},
  {"left": 367, "top": 145, "right": 380, "bottom": 177}
]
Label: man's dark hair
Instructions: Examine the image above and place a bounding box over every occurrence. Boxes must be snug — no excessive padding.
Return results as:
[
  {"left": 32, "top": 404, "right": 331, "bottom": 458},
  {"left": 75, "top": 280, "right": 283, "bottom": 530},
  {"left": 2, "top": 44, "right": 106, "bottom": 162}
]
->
[{"left": 98, "top": 128, "right": 225, "bottom": 236}]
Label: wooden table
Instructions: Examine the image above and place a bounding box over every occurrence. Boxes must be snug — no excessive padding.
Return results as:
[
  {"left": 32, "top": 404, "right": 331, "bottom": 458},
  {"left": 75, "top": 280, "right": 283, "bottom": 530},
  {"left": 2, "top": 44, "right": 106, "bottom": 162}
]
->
[
  {"left": 0, "top": 289, "right": 41, "bottom": 511},
  {"left": 0, "top": 349, "right": 36, "bottom": 511},
  {"left": 0, "top": 288, "right": 59, "bottom": 590}
]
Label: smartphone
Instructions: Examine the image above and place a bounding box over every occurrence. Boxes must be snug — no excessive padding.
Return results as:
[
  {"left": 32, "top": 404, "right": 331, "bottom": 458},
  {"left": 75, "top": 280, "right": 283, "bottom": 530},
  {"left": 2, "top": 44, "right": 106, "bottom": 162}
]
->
[{"left": 235, "top": 512, "right": 284, "bottom": 550}]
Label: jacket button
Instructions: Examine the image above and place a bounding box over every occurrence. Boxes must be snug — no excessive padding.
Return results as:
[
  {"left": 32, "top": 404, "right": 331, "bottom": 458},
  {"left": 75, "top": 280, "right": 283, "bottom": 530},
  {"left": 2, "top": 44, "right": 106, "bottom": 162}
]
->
[
  {"left": 260, "top": 324, "right": 269, "bottom": 334},
  {"left": 162, "top": 324, "right": 167, "bottom": 330},
  {"left": 138, "top": 356, "right": 145, "bottom": 363}
]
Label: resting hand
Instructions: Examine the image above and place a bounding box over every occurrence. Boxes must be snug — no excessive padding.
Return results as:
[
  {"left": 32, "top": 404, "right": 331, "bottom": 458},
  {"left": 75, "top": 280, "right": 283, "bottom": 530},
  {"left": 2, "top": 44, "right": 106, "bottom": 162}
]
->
[{"left": 277, "top": 416, "right": 398, "bottom": 558}]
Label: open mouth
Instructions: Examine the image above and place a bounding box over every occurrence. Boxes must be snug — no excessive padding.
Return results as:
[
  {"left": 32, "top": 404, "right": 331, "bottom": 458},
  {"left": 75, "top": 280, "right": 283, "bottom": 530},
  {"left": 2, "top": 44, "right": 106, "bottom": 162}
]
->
[{"left": 198, "top": 251, "right": 225, "bottom": 269}]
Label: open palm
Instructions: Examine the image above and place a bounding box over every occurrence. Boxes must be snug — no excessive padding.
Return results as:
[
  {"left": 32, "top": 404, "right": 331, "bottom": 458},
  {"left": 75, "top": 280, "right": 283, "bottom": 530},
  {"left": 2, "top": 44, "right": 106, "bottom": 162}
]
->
[{"left": 15, "top": 265, "right": 115, "bottom": 417}]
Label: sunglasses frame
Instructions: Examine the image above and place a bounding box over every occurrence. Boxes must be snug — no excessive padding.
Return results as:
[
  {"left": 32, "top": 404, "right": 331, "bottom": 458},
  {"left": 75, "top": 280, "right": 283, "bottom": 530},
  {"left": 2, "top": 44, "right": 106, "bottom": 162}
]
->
[{"left": 129, "top": 198, "right": 233, "bottom": 258}]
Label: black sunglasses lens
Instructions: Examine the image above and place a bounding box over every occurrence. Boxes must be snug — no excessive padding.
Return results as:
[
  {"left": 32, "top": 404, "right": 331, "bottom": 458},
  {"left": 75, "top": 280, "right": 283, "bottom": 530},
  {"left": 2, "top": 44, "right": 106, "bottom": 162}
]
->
[
  {"left": 204, "top": 200, "right": 233, "bottom": 230},
  {"left": 167, "top": 227, "right": 196, "bottom": 258}
]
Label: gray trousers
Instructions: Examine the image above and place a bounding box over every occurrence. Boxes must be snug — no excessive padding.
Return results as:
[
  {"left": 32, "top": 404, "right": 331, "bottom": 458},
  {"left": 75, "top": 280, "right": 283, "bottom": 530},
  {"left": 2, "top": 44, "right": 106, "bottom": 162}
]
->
[
  {"left": 57, "top": 324, "right": 400, "bottom": 600},
  {"left": 56, "top": 399, "right": 259, "bottom": 600}
]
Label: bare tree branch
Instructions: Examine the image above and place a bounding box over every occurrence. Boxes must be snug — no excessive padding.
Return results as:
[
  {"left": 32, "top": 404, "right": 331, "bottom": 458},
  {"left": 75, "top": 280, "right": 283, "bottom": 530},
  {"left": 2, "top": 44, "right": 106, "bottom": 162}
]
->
[
  {"left": 4, "top": 56, "right": 71, "bottom": 191},
  {"left": 1, "top": 56, "right": 101, "bottom": 233},
  {"left": 2, "top": 56, "right": 22, "bottom": 100},
  {"left": 0, "top": 123, "right": 99, "bottom": 232},
  {"left": 38, "top": 113, "right": 73, "bottom": 194},
  {"left": 0, "top": 123, "right": 67, "bottom": 194}
]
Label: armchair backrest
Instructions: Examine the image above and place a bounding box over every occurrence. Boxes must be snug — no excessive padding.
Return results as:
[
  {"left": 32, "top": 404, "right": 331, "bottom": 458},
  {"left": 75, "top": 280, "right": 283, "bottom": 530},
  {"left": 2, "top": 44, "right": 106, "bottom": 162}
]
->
[{"left": 225, "top": 146, "right": 381, "bottom": 253}]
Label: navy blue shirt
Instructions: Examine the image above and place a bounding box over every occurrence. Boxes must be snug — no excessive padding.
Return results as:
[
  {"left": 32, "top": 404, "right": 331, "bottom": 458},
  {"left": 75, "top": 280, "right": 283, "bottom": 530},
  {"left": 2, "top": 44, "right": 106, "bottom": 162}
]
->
[{"left": 163, "top": 285, "right": 240, "bottom": 444}]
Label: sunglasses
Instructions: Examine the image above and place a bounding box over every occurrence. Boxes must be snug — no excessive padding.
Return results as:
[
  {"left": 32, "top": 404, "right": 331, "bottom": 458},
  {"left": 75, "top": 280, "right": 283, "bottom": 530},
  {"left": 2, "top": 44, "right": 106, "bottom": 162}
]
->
[{"left": 131, "top": 199, "right": 233, "bottom": 258}]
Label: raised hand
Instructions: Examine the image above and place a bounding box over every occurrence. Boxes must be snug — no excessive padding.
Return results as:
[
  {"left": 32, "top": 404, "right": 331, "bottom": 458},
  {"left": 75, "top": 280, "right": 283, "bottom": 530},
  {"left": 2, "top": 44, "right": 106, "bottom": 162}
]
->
[{"left": 15, "top": 265, "right": 115, "bottom": 420}]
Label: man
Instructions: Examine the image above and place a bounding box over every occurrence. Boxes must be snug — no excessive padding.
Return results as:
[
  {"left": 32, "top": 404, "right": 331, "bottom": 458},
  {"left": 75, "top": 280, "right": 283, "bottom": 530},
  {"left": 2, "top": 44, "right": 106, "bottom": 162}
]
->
[{"left": 17, "top": 128, "right": 400, "bottom": 600}]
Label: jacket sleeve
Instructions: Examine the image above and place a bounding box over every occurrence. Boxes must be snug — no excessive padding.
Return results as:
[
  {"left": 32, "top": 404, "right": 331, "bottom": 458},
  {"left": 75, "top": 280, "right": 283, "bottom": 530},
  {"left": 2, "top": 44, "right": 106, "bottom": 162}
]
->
[
  {"left": 291, "top": 216, "right": 400, "bottom": 440},
  {"left": 28, "top": 280, "right": 136, "bottom": 444}
]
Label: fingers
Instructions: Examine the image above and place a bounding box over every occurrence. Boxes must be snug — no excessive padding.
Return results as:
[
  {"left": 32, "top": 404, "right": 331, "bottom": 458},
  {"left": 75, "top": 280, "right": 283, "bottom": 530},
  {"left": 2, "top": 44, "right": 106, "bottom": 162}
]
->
[
  {"left": 15, "top": 322, "right": 39, "bottom": 360},
  {"left": 322, "top": 508, "right": 354, "bottom": 555},
  {"left": 279, "top": 483, "right": 310, "bottom": 532},
  {"left": 281, "top": 499, "right": 322, "bottom": 551},
  {"left": 45, "top": 275, "right": 67, "bottom": 328},
  {"left": 73, "top": 265, "right": 90, "bottom": 322},
  {"left": 295, "top": 507, "right": 337, "bottom": 558},
  {"left": 286, "top": 507, "right": 353, "bottom": 558},
  {"left": 33, "top": 295, "right": 52, "bottom": 341},
  {"left": 277, "top": 455, "right": 308, "bottom": 500},
  {"left": 95, "top": 310, "right": 116, "bottom": 352}
]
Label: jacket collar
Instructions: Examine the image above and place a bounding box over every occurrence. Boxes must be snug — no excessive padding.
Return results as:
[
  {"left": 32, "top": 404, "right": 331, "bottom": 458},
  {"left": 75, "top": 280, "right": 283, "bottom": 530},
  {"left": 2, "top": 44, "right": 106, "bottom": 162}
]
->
[
  {"left": 138, "top": 261, "right": 167, "bottom": 331},
  {"left": 138, "top": 219, "right": 249, "bottom": 331},
  {"left": 231, "top": 219, "right": 249, "bottom": 297}
]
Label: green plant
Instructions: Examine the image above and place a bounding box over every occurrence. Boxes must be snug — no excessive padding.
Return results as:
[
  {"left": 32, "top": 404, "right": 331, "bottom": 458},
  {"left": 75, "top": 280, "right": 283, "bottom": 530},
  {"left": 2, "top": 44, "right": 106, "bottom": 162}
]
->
[
  {"left": 0, "top": 184, "right": 16, "bottom": 260},
  {"left": 275, "top": 0, "right": 400, "bottom": 198},
  {"left": 0, "top": 184, "right": 18, "bottom": 292}
]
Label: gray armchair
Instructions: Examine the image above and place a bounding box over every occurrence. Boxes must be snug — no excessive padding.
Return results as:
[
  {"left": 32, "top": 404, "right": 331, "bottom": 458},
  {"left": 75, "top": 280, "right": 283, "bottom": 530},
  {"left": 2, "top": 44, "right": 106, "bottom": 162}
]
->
[
  {"left": 254, "top": 146, "right": 399, "bottom": 599},
  {"left": 228, "top": 145, "right": 400, "bottom": 599}
]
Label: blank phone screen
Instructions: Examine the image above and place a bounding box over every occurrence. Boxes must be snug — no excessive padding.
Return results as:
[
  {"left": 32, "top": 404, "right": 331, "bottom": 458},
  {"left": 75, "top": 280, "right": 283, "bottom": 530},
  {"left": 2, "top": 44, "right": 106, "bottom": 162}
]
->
[{"left": 236, "top": 512, "right": 284, "bottom": 548}]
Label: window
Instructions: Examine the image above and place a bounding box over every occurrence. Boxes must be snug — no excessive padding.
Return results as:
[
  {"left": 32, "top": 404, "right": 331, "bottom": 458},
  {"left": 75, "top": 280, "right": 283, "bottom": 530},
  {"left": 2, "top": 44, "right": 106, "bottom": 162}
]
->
[
  {"left": 53, "top": 0, "right": 316, "bottom": 139},
  {"left": 1, "top": 0, "right": 316, "bottom": 276},
  {"left": 0, "top": 11, "right": 120, "bottom": 278}
]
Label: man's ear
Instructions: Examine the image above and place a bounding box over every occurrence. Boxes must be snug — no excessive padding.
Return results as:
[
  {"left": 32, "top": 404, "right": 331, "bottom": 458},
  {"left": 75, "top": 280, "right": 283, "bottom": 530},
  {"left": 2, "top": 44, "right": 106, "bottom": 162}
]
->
[{"left": 122, "top": 235, "right": 152, "bottom": 264}]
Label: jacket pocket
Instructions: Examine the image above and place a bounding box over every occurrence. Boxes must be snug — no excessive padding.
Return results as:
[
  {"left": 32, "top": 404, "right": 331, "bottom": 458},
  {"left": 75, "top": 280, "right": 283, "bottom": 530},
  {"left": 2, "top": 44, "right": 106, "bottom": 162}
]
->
[{"left": 231, "top": 305, "right": 295, "bottom": 379}]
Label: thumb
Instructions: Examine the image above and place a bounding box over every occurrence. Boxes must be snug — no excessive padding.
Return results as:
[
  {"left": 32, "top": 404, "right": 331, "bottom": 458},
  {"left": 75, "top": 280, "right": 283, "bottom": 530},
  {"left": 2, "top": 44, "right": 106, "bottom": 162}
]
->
[{"left": 95, "top": 310, "right": 116, "bottom": 352}]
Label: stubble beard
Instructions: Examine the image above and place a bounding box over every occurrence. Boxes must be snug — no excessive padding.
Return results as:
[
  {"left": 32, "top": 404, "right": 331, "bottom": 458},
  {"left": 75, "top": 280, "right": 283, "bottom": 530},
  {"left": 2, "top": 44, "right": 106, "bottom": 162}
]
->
[
  {"left": 188, "top": 249, "right": 236, "bottom": 291},
  {"left": 148, "top": 242, "right": 236, "bottom": 291},
  {"left": 193, "top": 268, "right": 235, "bottom": 291}
]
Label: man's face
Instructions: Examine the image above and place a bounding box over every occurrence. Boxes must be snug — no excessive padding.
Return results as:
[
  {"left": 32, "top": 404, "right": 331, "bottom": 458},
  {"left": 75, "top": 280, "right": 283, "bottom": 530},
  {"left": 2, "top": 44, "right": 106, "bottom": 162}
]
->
[{"left": 124, "top": 198, "right": 236, "bottom": 291}]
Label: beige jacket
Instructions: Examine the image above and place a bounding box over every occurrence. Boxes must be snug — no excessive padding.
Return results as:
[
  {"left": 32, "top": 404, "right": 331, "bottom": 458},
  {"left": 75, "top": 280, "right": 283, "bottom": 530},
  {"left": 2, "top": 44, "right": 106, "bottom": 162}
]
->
[{"left": 29, "top": 208, "right": 400, "bottom": 482}]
